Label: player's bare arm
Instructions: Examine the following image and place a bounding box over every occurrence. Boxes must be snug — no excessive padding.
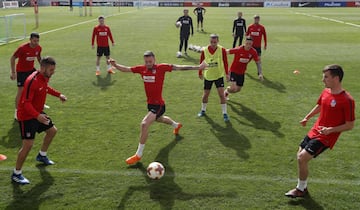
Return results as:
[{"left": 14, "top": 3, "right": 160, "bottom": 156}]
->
[
  {"left": 318, "top": 121, "right": 355, "bottom": 135},
  {"left": 108, "top": 58, "right": 132, "bottom": 72},
  {"left": 172, "top": 61, "right": 207, "bottom": 71},
  {"left": 300, "top": 104, "right": 321, "bottom": 126},
  {"left": 10, "top": 56, "right": 17, "bottom": 80}
]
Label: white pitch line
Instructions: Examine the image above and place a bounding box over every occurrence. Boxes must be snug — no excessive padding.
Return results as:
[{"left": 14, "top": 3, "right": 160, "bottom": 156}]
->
[
  {"left": 1, "top": 167, "right": 359, "bottom": 186},
  {"left": 294, "top": 12, "right": 360, "bottom": 28}
]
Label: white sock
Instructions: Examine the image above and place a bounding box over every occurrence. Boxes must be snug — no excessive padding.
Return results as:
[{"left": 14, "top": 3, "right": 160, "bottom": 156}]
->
[
  {"left": 221, "top": 103, "right": 227, "bottom": 114},
  {"left": 172, "top": 122, "right": 179, "bottom": 128},
  {"left": 96, "top": 66, "right": 100, "bottom": 71},
  {"left": 296, "top": 179, "right": 307, "bottom": 191},
  {"left": 107, "top": 64, "right": 112, "bottom": 70},
  {"left": 39, "top": 151, "right": 47, "bottom": 156},
  {"left": 135, "top": 143, "right": 145, "bottom": 157},
  {"left": 201, "top": 103, "right": 207, "bottom": 111},
  {"left": 14, "top": 169, "right": 22, "bottom": 175}
]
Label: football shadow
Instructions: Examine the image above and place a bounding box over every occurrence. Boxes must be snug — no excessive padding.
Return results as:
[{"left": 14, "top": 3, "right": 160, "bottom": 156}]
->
[
  {"left": 6, "top": 165, "right": 63, "bottom": 210},
  {"left": 228, "top": 101, "right": 285, "bottom": 138},
  {"left": 92, "top": 73, "right": 116, "bottom": 90},
  {"left": 0, "top": 120, "right": 21, "bottom": 148},
  {"left": 246, "top": 73, "right": 286, "bottom": 93},
  {"left": 204, "top": 115, "right": 251, "bottom": 160},
  {"left": 287, "top": 193, "right": 324, "bottom": 210},
  {"left": 118, "top": 140, "right": 234, "bottom": 209}
]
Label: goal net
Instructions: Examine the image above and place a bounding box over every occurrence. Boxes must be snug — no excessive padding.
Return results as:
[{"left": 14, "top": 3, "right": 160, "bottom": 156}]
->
[
  {"left": 2, "top": 1, "right": 19, "bottom": 8},
  {"left": 0, "top": 13, "right": 26, "bottom": 45}
]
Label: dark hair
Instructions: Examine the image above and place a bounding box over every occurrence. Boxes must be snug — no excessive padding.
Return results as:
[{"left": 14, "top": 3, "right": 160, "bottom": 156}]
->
[
  {"left": 30, "top": 32, "right": 40, "bottom": 39},
  {"left": 210, "top": 34, "right": 219, "bottom": 39},
  {"left": 143, "top": 51, "right": 155, "bottom": 57},
  {"left": 246, "top": 36, "right": 253, "bottom": 41},
  {"left": 98, "top": 15, "right": 105, "bottom": 20},
  {"left": 254, "top": 15, "right": 260, "bottom": 19},
  {"left": 323, "top": 64, "right": 344, "bottom": 82},
  {"left": 40, "top": 56, "right": 56, "bottom": 67}
]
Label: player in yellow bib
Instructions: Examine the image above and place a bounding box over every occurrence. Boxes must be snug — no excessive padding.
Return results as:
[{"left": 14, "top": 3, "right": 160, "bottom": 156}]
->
[{"left": 198, "top": 34, "right": 230, "bottom": 121}]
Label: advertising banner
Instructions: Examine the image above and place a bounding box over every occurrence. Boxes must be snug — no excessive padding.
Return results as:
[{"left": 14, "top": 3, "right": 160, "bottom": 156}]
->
[
  {"left": 264, "top": 1, "right": 291, "bottom": 8},
  {"left": 133, "top": 1, "right": 158, "bottom": 7},
  {"left": 158, "top": 2, "right": 183, "bottom": 7},
  {"left": 291, "top": 2, "right": 318, "bottom": 7},
  {"left": 346, "top": 1, "right": 360, "bottom": 7},
  {"left": 318, "top": 2, "right": 346, "bottom": 7}
]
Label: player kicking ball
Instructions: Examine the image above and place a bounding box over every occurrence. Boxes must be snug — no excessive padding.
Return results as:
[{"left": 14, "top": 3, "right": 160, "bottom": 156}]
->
[
  {"left": 109, "top": 51, "right": 206, "bottom": 165},
  {"left": 224, "top": 37, "right": 263, "bottom": 101}
]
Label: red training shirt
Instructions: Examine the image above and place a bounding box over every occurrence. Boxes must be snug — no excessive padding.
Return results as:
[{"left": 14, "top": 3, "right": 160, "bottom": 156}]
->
[
  {"left": 131, "top": 64, "right": 173, "bottom": 105},
  {"left": 229, "top": 46, "right": 259, "bottom": 75},
  {"left": 91, "top": 25, "right": 114, "bottom": 47},
  {"left": 246, "top": 23, "right": 267, "bottom": 48},
  {"left": 13, "top": 43, "right": 42, "bottom": 72},
  {"left": 308, "top": 88, "right": 355, "bottom": 149},
  {"left": 17, "top": 71, "right": 61, "bottom": 121},
  {"left": 199, "top": 46, "right": 228, "bottom": 76}
]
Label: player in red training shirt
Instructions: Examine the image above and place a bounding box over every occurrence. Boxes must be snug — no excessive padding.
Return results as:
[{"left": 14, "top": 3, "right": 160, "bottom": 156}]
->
[
  {"left": 92, "top": 15, "right": 115, "bottom": 76},
  {"left": 10, "top": 32, "right": 42, "bottom": 120},
  {"left": 11, "top": 57, "right": 67, "bottom": 185},
  {"left": 246, "top": 15, "right": 267, "bottom": 57},
  {"left": 109, "top": 51, "right": 206, "bottom": 165},
  {"left": 285, "top": 65, "right": 355, "bottom": 198},
  {"left": 224, "top": 37, "right": 263, "bottom": 100}
]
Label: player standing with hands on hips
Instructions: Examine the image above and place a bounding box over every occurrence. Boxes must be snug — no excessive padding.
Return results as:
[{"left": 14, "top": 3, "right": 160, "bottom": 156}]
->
[
  {"left": 232, "top": 12, "right": 246, "bottom": 48},
  {"left": 10, "top": 32, "right": 42, "bottom": 120},
  {"left": 109, "top": 51, "right": 207, "bottom": 165},
  {"left": 92, "top": 15, "right": 115, "bottom": 76},
  {"left": 176, "top": 9, "right": 193, "bottom": 57},
  {"left": 246, "top": 15, "right": 267, "bottom": 57},
  {"left": 193, "top": 4, "right": 206, "bottom": 32},
  {"left": 197, "top": 34, "right": 230, "bottom": 122},
  {"left": 11, "top": 56, "right": 67, "bottom": 185},
  {"left": 285, "top": 64, "right": 355, "bottom": 198}
]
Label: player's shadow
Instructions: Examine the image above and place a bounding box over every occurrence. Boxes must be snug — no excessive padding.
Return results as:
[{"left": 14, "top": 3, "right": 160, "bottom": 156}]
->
[
  {"left": 246, "top": 73, "right": 286, "bottom": 93},
  {"left": 118, "top": 140, "right": 233, "bottom": 210},
  {"left": 0, "top": 120, "right": 21, "bottom": 148},
  {"left": 204, "top": 115, "right": 251, "bottom": 160},
  {"left": 92, "top": 73, "right": 116, "bottom": 90},
  {"left": 180, "top": 54, "right": 200, "bottom": 65},
  {"left": 287, "top": 193, "right": 324, "bottom": 210},
  {"left": 6, "top": 165, "right": 62, "bottom": 210},
  {"left": 228, "top": 101, "right": 285, "bottom": 138}
]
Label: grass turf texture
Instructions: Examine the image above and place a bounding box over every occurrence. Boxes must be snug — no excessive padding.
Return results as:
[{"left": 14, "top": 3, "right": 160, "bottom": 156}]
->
[{"left": 0, "top": 6, "right": 360, "bottom": 209}]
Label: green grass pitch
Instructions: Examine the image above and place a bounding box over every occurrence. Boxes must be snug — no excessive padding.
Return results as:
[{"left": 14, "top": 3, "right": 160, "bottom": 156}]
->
[{"left": 0, "top": 6, "right": 360, "bottom": 209}]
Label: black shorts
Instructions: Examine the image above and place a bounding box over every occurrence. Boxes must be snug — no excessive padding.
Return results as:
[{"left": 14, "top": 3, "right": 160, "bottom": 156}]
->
[
  {"left": 197, "top": 16, "right": 203, "bottom": 23},
  {"left": 230, "top": 72, "right": 245, "bottom": 87},
  {"left": 148, "top": 104, "right": 166, "bottom": 119},
  {"left": 18, "top": 115, "right": 54, "bottom": 140},
  {"left": 180, "top": 33, "right": 190, "bottom": 41},
  {"left": 17, "top": 69, "right": 36, "bottom": 87},
  {"left": 204, "top": 77, "right": 224, "bottom": 90},
  {"left": 254, "top": 47, "right": 262, "bottom": 56},
  {"left": 299, "top": 136, "right": 328, "bottom": 158},
  {"left": 97, "top": 46, "right": 110, "bottom": 57}
]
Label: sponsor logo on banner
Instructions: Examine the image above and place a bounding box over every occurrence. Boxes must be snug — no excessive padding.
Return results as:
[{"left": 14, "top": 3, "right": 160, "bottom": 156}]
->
[
  {"left": 318, "top": 2, "right": 346, "bottom": 7},
  {"left": 291, "top": 2, "right": 317, "bottom": 7},
  {"left": 158, "top": 2, "right": 183, "bottom": 7},
  {"left": 218, "top": 2, "right": 230, "bottom": 7},
  {"left": 134, "top": 1, "right": 158, "bottom": 7},
  {"left": 264, "top": 1, "right": 291, "bottom": 7}
]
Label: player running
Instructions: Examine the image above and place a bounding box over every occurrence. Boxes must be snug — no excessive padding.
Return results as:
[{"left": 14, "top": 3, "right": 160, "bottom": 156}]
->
[
  {"left": 224, "top": 37, "right": 263, "bottom": 101},
  {"left": 11, "top": 56, "right": 67, "bottom": 185},
  {"left": 232, "top": 12, "right": 246, "bottom": 48},
  {"left": 285, "top": 64, "right": 355, "bottom": 198},
  {"left": 109, "top": 51, "right": 206, "bottom": 165},
  {"left": 176, "top": 9, "right": 194, "bottom": 57},
  {"left": 10, "top": 32, "right": 42, "bottom": 120},
  {"left": 193, "top": 4, "right": 206, "bottom": 32},
  {"left": 92, "top": 15, "right": 115, "bottom": 76},
  {"left": 197, "top": 34, "right": 229, "bottom": 122},
  {"left": 246, "top": 15, "right": 267, "bottom": 57}
]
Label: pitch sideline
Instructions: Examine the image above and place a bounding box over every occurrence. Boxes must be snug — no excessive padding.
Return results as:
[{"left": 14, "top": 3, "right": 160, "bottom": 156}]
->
[{"left": 294, "top": 11, "right": 360, "bottom": 28}]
